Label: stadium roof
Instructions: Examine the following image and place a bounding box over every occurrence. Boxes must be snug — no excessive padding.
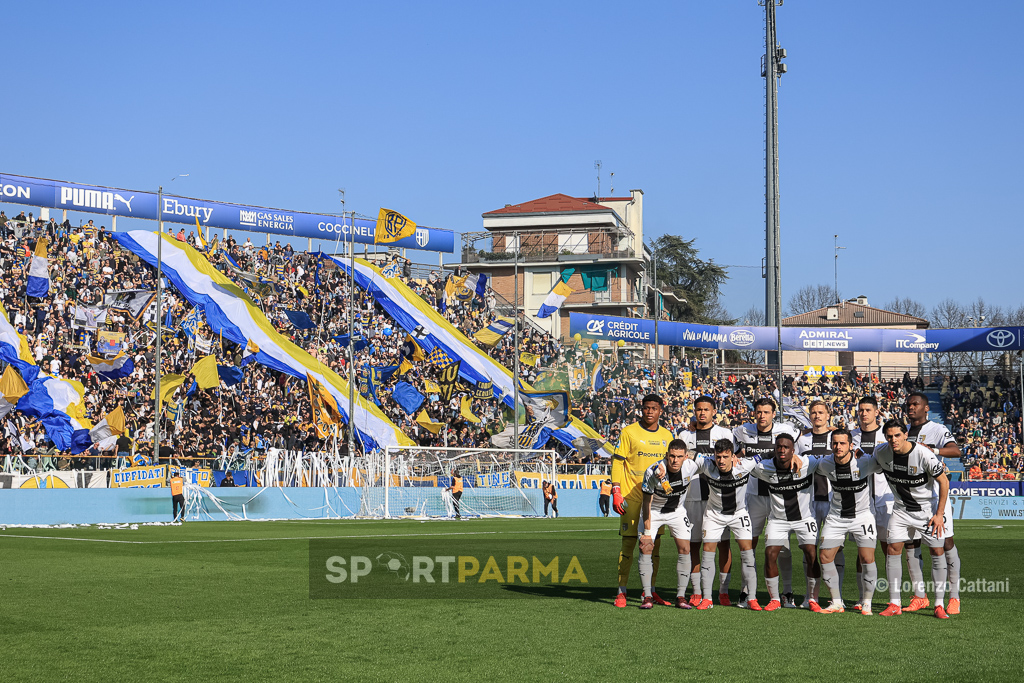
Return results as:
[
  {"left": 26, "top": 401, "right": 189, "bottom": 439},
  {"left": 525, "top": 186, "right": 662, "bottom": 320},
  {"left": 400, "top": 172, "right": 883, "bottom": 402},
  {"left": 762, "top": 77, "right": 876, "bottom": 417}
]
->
[
  {"left": 783, "top": 302, "right": 930, "bottom": 329},
  {"left": 482, "top": 194, "right": 627, "bottom": 216}
]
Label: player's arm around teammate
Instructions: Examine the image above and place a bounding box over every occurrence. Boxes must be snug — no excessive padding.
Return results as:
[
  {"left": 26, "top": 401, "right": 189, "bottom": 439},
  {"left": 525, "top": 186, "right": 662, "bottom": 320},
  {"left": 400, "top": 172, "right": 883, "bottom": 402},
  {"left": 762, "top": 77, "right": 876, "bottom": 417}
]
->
[{"left": 637, "top": 442, "right": 698, "bottom": 610}]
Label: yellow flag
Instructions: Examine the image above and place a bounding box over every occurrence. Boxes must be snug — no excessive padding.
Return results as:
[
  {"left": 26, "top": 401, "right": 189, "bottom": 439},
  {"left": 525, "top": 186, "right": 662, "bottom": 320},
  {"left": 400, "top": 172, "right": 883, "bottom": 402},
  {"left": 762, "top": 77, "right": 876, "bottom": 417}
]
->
[
  {"left": 403, "top": 334, "right": 425, "bottom": 362},
  {"left": 191, "top": 354, "right": 220, "bottom": 390},
  {"left": 153, "top": 374, "right": 186, "bottom": 402},
  {"left": 415, "top": 409, "right": 444, "bottom": 435},
  {"left": 0, "top": 364, "right": 28, "bottom": 404},
  {"left": 104, "top": 406, "right": 127, "bottom": 436},
  {"left": 307, "top": 374, "right": 342, "bottom": 438},
  {"left": 34, "top": 237, "right": 48, "bottom": 257},
  {"left": 196, "top": 215, "right": 208, "bottom": 249},
  {"left": 0, "top": 301, "right": 37, "bottom": 367},
  {"left": 375, "top": 208, "right": 416, "bottom": 244},
  {"left": 459, "top": 396, "right": 480, "bottom": 424},
  {"left": 519, "top": 352, "right": 539, "bottom": 367},
  {"left": 445, "top": 275, "right": 467, "bottom": 300},
  {"left": 398, "top": 358, "right": 414, "bottom": 376},
  {"left": 423, "top": 380, "right": 440, "bottom": 394}
]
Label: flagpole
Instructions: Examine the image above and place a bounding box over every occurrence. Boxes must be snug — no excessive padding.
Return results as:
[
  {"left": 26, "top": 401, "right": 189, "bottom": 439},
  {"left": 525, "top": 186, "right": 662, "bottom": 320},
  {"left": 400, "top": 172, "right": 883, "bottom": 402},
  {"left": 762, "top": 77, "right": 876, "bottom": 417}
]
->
[
  {"left": 346, "top": 205, "right": 356, "bottom": 463},
  {"left": 154, "top": 186, "right": 163, "bottom": 466},
  {"left": 512, "top": 230, "right": 519, "bottom": 457}
]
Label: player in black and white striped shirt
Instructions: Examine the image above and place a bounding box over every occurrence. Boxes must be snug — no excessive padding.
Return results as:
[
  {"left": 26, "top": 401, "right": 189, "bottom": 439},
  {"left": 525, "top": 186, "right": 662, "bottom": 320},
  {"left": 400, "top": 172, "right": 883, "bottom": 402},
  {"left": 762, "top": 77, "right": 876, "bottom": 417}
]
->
[
  {"left": 904, "top": 392, "right": 963, "bottom": 615},
  {"left": 733, "top": 398, "right": 799, "bottom": 608},
  {"left": 750, "top": 433, "right": 823, "bottom": 612},
  {"left": 850, "top": 395, "right": 890, "bottom": 612},
  {"left": 795, "top": 399, "right": 837, "bottom": 610},
  {"left": 815, "top": 428, "right": 882, "bottom": 614},
  {"left": 873, "top": 419, "right": 952, "bottom": 619},
  {"left": 679, "top": 395, "right": 735, "bottom": 606},
  {"left": 637, "top": 439, "right": 704, "bottom": 610},
  {"left": 694, "top": 438, "right": 762, "bottom": 611}
]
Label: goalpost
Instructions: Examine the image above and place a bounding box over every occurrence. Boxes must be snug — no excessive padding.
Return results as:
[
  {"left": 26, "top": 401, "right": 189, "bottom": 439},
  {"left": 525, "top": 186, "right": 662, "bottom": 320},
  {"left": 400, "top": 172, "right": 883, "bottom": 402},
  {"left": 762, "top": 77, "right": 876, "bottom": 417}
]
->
[{"left": 357, "top": 446, "right": 557, "bottom": 519}]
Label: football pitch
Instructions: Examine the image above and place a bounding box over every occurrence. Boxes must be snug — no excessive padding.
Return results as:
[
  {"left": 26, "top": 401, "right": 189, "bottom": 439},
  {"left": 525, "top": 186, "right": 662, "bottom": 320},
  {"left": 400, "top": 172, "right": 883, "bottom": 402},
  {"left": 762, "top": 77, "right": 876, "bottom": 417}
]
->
[{"left": 2, "top": 518, "right": 1022, "bottom": 682}]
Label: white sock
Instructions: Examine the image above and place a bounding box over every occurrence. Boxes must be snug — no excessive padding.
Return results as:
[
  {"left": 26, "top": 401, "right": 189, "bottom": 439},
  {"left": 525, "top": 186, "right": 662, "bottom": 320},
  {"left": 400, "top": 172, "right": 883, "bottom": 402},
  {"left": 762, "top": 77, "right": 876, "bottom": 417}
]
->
[
  {"left": 719, "top": 572, "right": 730, "bottom": 595},
  {"left": 690, "top": 569, "right": 702, "bottom": 598},
  {"left": 740, "top": 551, "right": 757, "bottom": 603},
  {"left": 835, "top": 547, "right": 846, "bottom": 597},
  {"left": 822, "top": 561, "right": 841, "bottom": 601},
  {"left": 945, "top": 546, "right": 961, "bottom": 600},
  {"left": 701, "top": 551, "right": 717, "bottom": 600},
  {"left": 862, "top": 562, "right": 877, "bottom": 608},
  {"left": 932, "top": 554, "right": 948, "bottom": 607},
  {"left": 779, "top": 545, "right": 793, "bottom": 595},
  {"left": 907, "top": 546, "right": 926, "bottom": 598},
  {"left": 676, "top": 553, "right": 692, "bottom": 598},
  {"left": 639, "top": 554, "right": 653, "bottom": 597},
  {"left": 856, "top": 570, "right": 865, "bottom": 603},
  {"left": 767, "top": 575, "right": 780, "bottom": 602},
  {"left": 886, "top": 554, "right": 902, "bottom": 605}
]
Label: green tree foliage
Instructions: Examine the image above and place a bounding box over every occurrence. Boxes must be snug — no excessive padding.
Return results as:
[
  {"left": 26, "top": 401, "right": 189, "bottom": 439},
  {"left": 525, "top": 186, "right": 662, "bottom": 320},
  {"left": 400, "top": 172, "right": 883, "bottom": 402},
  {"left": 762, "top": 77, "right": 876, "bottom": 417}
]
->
[{"left": 650, "top": 235, "right": 731, "bottom": 324}]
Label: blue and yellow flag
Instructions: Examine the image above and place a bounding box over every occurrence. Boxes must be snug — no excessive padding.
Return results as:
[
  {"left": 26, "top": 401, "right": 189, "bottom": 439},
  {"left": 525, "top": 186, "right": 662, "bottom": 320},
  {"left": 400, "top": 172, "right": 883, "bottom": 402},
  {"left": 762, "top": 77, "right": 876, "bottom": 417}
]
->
[
  {"left": 375, "top": 208, "right": 416, "bottom": 244},
  {"left": 196, "top": 215, "right": 208, "bottom": 250}
]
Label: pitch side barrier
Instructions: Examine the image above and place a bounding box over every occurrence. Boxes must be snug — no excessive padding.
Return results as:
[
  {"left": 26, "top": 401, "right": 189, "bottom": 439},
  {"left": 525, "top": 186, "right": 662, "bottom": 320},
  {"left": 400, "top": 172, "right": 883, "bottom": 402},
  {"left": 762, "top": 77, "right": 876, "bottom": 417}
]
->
[
  {"left": 0, "top": 172, "right": 454, "bottom": 253},
  {"left": 569, "top": 312, "right": 1024, "bottom": 353}
]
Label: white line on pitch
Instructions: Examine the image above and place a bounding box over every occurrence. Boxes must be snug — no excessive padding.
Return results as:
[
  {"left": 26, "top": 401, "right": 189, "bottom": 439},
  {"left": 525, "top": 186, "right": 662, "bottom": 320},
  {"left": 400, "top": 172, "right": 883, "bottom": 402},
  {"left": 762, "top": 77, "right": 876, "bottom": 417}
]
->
[{"left": 0, "top": 527, "right": 611, "bottom": 545}]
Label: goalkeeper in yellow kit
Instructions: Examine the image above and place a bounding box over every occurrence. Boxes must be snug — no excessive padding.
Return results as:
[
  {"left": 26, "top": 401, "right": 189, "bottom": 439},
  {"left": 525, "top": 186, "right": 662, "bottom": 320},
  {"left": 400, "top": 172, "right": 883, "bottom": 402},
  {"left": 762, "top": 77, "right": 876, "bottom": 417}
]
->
[{"left": 612, "top": 394, "right": 673, "bottom": 607}]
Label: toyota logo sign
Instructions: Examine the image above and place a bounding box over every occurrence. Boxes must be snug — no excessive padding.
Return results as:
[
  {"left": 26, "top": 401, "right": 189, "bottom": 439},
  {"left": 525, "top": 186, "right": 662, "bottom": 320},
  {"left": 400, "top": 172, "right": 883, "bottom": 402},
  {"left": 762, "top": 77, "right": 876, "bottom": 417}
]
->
[{"left": 986, "top": 329, "right": 1015, "bottom": 348}]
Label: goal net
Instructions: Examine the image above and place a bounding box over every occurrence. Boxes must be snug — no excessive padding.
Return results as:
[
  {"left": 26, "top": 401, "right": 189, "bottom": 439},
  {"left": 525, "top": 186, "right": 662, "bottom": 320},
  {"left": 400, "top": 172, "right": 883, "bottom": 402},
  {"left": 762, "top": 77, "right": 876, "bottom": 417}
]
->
[{"left": 357, "top": 447, "right": 556, "bottom": 519}]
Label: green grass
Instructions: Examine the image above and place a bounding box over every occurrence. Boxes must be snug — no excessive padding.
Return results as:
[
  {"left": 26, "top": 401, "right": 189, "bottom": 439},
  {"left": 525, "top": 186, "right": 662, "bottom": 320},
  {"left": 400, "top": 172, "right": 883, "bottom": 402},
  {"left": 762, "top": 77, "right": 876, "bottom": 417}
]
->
[{"left": 1, "top": 518, "right": 1022, "bottom": 682}]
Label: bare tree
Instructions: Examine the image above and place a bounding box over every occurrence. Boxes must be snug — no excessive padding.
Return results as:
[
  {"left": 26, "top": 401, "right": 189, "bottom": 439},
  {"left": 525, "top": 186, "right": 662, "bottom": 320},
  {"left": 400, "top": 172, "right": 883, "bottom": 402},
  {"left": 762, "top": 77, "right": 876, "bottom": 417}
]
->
[
  {"left": 1007, "top": 304, "right": 1024, "bottom": 326},
  {"left": 931, "top": 298, "right": 966, "bottom": 329},
  {"left": 736, "top": 305, "right": 767, "bottom": 364},
  {"left": 964, "top": 297, "right": 1005, "bottom": 326},
  {"left": 786, "top": 284, "right": 837, "bottom": 316},
  {"left": 741, "top": 305, "right": 766, "bottom": 326},
  {"left": 883, "top": 296, "right": 927, "bottom": 319}
]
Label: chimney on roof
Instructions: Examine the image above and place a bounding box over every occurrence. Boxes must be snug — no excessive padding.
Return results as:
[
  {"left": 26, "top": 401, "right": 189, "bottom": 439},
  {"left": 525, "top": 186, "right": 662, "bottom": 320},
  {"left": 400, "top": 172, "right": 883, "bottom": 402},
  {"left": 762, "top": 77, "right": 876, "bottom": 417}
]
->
[{"left": 856, "top": 295, "right": 869, "bottom": 306}]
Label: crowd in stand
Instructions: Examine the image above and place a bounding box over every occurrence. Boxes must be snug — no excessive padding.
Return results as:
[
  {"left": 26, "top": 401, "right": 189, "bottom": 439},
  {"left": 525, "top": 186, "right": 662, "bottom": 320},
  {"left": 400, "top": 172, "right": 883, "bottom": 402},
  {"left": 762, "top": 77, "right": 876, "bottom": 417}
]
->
[
  {"left": 0, "top": 210, "right": 1021, "bottom": 479},
  {"left": 939, "top": 371, "right": 1023, "bottom": 479}
]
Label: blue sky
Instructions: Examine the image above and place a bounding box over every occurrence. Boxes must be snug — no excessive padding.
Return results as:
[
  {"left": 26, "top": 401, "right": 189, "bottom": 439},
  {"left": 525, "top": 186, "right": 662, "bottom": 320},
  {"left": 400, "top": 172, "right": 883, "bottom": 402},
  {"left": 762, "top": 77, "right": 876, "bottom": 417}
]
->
[{"left": 3, "top": 1, "right": 1021, "bottom": 319}]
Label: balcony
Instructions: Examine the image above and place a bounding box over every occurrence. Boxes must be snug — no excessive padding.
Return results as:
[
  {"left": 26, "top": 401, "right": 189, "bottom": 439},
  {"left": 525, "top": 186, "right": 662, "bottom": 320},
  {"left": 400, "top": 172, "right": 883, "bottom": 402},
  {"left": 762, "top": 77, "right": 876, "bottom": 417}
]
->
[{"left": 459, "top": 227, "right": 636, "bottom": 265}]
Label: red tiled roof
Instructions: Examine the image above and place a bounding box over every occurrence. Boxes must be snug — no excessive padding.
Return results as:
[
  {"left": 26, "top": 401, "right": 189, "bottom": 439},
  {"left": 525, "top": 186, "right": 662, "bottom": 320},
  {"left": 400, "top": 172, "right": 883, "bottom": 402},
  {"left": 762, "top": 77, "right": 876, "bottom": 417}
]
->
[
  {"left": 483, "top": 193, "right": 614, "bottom": 216},
  {"left": 782, "top": 302, "right": 930, "bottom": 328}
]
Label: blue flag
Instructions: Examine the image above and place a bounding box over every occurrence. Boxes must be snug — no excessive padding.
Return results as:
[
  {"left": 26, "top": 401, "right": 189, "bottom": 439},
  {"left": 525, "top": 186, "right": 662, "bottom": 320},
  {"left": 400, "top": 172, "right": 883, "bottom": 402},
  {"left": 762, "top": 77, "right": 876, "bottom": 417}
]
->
[
  {"left": 285, "top": 310, "right": 316, "bottom": 329},
  {"left": 391, "top": 381, "right": 426, "bottom": 416},
  {"left": 333, "top": 334, "right": 368, "bottom": 351},
  {"left": 217, "top": 364, "right": 244, "bottom": 387}
]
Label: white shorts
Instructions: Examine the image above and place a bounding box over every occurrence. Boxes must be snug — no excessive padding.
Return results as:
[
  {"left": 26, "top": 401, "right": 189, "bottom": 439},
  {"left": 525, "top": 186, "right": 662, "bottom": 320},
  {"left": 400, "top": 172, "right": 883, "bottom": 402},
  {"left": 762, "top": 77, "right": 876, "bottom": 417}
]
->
[
  {"left": 887, "top": 507, "right": 945, "bottom": 547},
  {"left": 873, "top": 496, "right": 894, "bottom": 543},
  {"left": 765, "top": 517, "right": 818, "bottom": 547},
  {"left": 640, "top": 507, "right": 692, "bottom": 541},
  {"left": 703, "top": 508, "right": 753, "bottom": 542},
  {"left": 746, "top": 493, "right": 771, "bottom": 537},
  {"left": 812, "top": 500, "right": 830, "bottom": 528},
  {"left": 684, "top": 499, "right": 707, "bottom": 543},
  {"left": 820, "top": 511, "right": 878, "bottom": 548},
  {"left": 943, "top": 497, "right": 955, "bottom": 538}
]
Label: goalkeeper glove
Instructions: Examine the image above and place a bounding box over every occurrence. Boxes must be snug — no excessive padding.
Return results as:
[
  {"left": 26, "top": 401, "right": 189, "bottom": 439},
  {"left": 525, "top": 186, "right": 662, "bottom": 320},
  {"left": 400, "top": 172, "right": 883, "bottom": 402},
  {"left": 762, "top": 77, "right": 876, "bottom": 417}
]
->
[{"left": 612, "top": 485, "right": 625, "bottom": 515}]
